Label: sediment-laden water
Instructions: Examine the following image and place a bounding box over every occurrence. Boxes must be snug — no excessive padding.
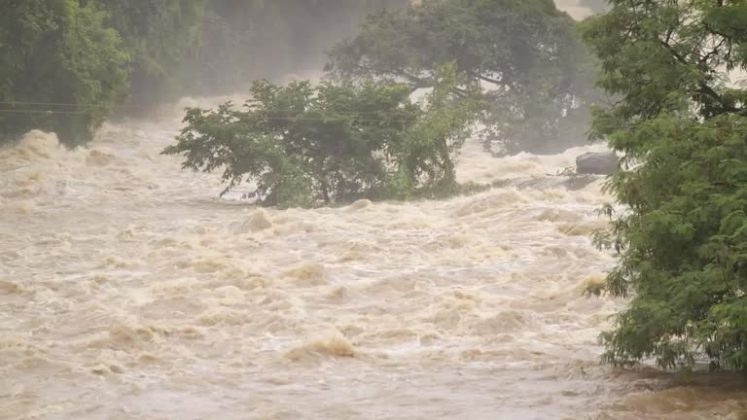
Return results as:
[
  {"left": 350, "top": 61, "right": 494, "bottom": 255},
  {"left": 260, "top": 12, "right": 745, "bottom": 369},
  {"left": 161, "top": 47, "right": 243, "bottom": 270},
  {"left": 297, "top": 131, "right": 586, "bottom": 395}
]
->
[{"left": 1, "top": 101, "right": 745, "bottom": 419}]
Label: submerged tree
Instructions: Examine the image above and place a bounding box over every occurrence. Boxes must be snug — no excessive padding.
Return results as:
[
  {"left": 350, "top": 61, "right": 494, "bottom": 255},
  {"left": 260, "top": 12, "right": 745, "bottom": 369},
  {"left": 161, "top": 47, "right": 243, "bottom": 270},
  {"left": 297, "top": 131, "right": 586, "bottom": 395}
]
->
[
  {"left": 583, "top": 0, "right": 747, "bottom": 370},
  {"left": 327, "top": 0, "right": 599, "bottom": 154},
  {"left": 164, "top": 66, "right": 481, "bottom": 208}
]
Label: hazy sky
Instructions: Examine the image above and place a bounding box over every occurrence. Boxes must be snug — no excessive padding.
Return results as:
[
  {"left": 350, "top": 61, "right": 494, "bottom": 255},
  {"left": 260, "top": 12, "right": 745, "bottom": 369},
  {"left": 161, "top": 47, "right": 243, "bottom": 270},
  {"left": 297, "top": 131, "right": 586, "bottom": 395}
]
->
[
  {"left": 553, "top": 0, "right": 593, "bottom": 20},
  {"left": 409, "top": 0, "right": 594, "bottom": 20}
]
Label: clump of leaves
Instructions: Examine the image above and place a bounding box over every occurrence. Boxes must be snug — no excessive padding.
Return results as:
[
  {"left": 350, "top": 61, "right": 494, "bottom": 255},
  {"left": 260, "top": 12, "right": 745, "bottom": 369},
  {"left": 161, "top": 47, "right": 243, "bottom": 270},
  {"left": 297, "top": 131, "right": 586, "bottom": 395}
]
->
[
  {"left": 600, "top": 115, "right": 747, "bottom": 370},
  {"left": 163, "top": 65, "right": 480, "bottom": 208}
]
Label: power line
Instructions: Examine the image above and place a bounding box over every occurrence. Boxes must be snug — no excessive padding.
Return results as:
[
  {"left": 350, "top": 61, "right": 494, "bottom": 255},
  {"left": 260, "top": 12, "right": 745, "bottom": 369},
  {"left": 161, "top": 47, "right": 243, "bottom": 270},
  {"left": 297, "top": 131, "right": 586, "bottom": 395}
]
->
[
  {"left": 0, "top": 109, "right": 88, "bottom": 115},
  {"left": 0, "top": 100, "right": 147, "bottom": 110},
  {"left": 0, "top": 108, "right": 422, "bottom": 121},
  {"left": 0, "top": 106, "right": 425, "bottom": 120},
  {"left": 0, "top": 99, "right": 430, "bottom": 116},
  {"left": 0, "top": 95, "right": 449, "bottom": 121}
]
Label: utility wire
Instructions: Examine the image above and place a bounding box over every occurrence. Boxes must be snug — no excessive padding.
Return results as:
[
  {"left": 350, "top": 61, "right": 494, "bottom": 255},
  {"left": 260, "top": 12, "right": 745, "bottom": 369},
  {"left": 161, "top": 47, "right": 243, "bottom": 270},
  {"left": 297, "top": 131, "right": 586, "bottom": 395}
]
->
[
  {"left": 0, "top": 100, "right": 144, "bottom": 110},
  {"left": 0, "top": 104, "right": 421, "bottom": 116},
  {"left": 0, "top": 95, "right": 431, "bottom": 115},
  {"left": 0, "top": 106, "right": 424, "bottom": 120},
  {"left": 0, "top": 109, "right": 88, "bottom": 115},
  {"left": 0, "top": 109, "right": 420, "bottom": 121},
  {"left": 0, "top": 95, "right": 444, "bottom": 121}
]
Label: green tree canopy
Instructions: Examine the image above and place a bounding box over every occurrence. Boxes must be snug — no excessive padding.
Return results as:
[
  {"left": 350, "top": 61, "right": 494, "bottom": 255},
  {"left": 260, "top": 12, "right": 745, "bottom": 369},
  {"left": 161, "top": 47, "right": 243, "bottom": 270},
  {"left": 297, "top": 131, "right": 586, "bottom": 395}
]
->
[
  {"left": 0, "top": 0, "right": 129, "bottom": 146},
  {"left": 583, "top": 0, "right": 747, "bottom": 370},
  {"left": 163, "top": 66, "right": 480, "bottom": 208},
  {"left": 327, "top": 0, "right": 599, "bottom": 154}
]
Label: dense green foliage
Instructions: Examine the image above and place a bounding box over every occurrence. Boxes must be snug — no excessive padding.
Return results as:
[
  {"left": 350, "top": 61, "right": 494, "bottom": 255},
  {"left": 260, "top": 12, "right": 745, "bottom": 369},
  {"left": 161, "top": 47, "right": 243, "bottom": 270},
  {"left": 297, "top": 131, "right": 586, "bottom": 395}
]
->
[
  {"left": 583, "top": 0, "right": 747, "bottom": 370},
  {"left": 0, "top": 0, "right": 129, "bottom": 146},
  {"left": 163, "top": 66, "right": 480, "bottom": 208},
  {"left": 327, "top": 0, "right": 599, "bottom": 154}
]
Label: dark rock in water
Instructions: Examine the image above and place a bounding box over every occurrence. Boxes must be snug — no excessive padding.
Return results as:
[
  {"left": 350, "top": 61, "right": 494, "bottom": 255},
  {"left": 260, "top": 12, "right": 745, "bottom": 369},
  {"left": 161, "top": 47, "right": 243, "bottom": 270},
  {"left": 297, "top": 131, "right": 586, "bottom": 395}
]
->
[{"left": 575, "top": 152, "right": 618, "bottom": 175}]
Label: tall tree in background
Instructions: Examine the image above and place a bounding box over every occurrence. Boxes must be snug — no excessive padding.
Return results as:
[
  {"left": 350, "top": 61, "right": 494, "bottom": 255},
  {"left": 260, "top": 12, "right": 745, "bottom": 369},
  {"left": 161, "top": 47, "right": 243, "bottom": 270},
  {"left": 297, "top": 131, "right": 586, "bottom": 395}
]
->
[
  {"left": 327, "top": 0, "right": 599, "bottom": 154},
  {"left": 583, "top": 0, "right": 747, "bottom": 370},
  {"left": 0, "top": 0, "right": 129, "bottom": 146}
]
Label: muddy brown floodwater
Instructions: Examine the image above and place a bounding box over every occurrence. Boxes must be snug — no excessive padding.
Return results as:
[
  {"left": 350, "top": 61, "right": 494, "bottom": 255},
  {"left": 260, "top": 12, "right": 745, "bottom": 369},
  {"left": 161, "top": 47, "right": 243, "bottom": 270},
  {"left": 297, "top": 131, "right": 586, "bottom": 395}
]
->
[{"left": 1, "top": 99, "right": 745, "bottom": 419}]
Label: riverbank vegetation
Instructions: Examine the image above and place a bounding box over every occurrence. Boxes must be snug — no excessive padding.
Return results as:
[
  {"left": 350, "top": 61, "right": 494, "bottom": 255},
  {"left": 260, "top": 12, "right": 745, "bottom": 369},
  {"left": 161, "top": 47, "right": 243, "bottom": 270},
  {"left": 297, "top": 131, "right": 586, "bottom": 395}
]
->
[
  {"left": 0, "top": 0, "right": 130, "bottom": 146},
  {"left": 584, "top": 0, "right": 747, "bottom": 371}
]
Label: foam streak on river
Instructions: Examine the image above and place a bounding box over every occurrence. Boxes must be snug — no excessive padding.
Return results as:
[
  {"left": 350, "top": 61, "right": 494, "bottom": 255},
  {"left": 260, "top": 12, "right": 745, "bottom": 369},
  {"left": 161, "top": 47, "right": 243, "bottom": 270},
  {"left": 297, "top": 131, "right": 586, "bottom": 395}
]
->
[{"left": 0, "top": 103, "right": 745, "bottom": 419}]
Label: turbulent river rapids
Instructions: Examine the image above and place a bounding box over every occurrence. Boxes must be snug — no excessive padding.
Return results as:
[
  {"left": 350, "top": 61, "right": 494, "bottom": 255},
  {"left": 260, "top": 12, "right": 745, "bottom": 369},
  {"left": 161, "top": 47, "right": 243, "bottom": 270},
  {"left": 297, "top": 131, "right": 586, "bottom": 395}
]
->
[{"left": 1, "top": 99, "right": 745, "bottom": 419}]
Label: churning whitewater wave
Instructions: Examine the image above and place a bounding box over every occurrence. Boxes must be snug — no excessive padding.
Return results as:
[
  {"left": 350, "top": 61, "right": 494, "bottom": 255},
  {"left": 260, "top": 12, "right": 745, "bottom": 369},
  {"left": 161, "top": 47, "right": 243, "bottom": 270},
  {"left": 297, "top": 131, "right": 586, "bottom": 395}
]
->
[{"left": 0, "top": 100, "right": 745, "bottom": 419}]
